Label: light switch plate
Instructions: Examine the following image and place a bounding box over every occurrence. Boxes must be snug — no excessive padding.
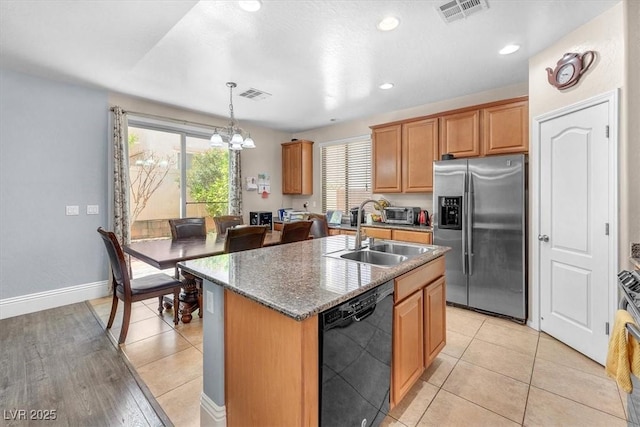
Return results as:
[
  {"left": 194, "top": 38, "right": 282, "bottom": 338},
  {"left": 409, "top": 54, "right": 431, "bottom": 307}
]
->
[
  {"left": 87, "top": 205, "right": 99, "bottom": 215},
  {"left": 65, "top": 205, "right": 79, "bottom": 216}
]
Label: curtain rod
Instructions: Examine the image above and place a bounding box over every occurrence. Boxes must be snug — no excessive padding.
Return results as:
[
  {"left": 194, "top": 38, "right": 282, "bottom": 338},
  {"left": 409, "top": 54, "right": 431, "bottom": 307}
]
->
[{"left": 109, "top": 107, "right": 222, "bottom": 131}]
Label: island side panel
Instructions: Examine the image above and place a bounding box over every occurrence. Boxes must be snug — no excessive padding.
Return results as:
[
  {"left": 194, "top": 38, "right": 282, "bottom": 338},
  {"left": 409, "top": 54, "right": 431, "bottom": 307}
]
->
[
  {"left": 224, "top": 289, "right": 319, "bottom": 427},
  {"left": 202, "top": 280, "right": 226, "bottom": 414}
]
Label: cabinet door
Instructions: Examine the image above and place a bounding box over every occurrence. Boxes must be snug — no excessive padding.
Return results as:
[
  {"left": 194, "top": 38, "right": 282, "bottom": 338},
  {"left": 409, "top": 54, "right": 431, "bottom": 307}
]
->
[
  {"left": 424, "top": 277, "right": 446, "bottom": 367},
  {"left": 372, "top": 125, "right": 402, "bottom": 193},
  {"left": 482, "top": 100, "right": 529, "bottom": 155},
  {"left": 440, "top": 110, "right": 481, "bottom": 158},
  {"left": 361, "top": 227, "right": 392, "bottom": 239},
  {"left": 391, "top": 230, "right": 432, "bottom": 244},
  {"left": 282, "top": 143, "right": 301, "bottom": 194},
  {"left": 282, "top": 141, "right": 313, "bottom": 195},
  {"left": 392, "top": 291, "right": 424, "bottom": 407},
  {"left": 402, "top": 119, "right": 439, "bottom": 192}
]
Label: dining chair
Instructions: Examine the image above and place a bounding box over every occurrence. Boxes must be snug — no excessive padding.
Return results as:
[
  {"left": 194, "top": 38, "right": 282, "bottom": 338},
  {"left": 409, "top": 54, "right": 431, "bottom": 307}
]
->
[
  {"left": 97, "top": 227, "right": 181, "bottom": 345},
  {"left": 169, "top": 217, "right": 207, "bottom": 239},
  {"left": 307, "top": 213, "right": 330, "bottom": 239},
  {"left": 213, "top": 215, "right": 244, "bottom": 235},
  {"left": 280, "top": 220, "right": 314, "bottom": 244},
  {"left": 224, "top": 225, "right": 268, "bottom": 253},
  {"left": 168, "top": 217, "right": 206, "bottom": 321}
]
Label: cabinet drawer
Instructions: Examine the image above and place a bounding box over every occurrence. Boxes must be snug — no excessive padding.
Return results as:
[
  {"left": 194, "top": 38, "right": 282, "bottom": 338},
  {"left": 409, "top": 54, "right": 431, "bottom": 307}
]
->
[
  {"left": 392, "top": 230, "right": 432, "bottom": 244},
  {"left": 395, "top": 256, "right": 445, "bottom": 302},
  {"left": 362, "top": 227, "right": 392, "bottom": 239}
]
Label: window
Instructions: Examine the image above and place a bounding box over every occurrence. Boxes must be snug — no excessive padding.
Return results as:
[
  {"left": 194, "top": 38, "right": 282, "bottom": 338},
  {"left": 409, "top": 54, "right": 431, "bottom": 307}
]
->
[
  {"left": 127, "top": 117, "right": 229, "bottom": 240},
  {"left": 321, "top": 137, "right": 372, "bottom": 214}
]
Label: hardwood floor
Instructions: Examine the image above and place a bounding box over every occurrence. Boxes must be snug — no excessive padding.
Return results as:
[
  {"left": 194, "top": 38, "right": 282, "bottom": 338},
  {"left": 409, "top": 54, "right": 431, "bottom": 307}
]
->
[{"left": 0, "top": 302, "right": 169, "bottom": 426}]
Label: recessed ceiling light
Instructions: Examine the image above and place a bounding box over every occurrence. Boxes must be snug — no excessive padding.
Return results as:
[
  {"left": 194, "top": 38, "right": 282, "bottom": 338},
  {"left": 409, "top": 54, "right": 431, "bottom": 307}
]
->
[
  {"left": 379, "top": 83, "right": 394, "bottom": 90},
  {"left": 499, "top": 44, "right": 520, "bottom": 55},
  {"left": 377, "top": 16, "right": 400, "bottom": 32},
  {"left": 239, "top": 1, "right": 262, "bottom": 12}
]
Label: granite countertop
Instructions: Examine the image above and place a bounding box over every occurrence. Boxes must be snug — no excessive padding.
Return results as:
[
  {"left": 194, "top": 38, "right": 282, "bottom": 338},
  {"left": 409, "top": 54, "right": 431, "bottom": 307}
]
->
[
  {"left": 273, "top": 219, "right": 432, "bottom": 233},
  {"left": 178, "top": 235, "right": 449, "bottom": 321}
]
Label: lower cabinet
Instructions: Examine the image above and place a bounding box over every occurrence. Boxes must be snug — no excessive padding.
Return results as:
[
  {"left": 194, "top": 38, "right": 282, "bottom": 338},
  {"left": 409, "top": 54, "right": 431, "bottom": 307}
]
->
[
  {"left": 424, "top": 277, "right": 446, "bottom": 366},
  {"left": 391, "top": 257, "right": 446, "bottom": 407},
  {"left": 392, "top": 229, "right": 432, "bottom": 244},
  {"left": 362, "top": 226, "right": 392, "bottom": 239},
  {"left": 392, "top": 291, "right": 424, "bottom": 407}
]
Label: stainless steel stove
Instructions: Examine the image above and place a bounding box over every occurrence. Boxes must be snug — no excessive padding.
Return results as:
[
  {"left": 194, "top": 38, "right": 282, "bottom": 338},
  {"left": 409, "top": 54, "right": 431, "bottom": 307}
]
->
[{"left": 617, "top": 269, "right": 640, "bottom": 425}]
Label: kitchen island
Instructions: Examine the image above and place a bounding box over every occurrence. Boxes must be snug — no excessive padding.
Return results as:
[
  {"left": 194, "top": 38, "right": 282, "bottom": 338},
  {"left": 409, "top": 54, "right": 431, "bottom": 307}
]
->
[{"left": 179, "top": 235, "right": 449, "bottom": 426}]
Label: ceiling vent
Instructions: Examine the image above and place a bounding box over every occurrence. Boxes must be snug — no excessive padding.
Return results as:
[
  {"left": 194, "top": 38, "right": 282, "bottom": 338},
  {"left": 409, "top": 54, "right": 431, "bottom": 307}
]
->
[
  {"left": 239, "top": 88, "right": 272, "bottom": 101},
  {"left": 436, "top": 0, "right": 489, "bottom": 23}
]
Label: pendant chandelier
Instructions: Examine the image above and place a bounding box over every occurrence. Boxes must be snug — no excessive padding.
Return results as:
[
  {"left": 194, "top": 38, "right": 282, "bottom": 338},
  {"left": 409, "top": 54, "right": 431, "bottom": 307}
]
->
[{"left": 210, "top": 82, "right": 255, "bottom": 150}]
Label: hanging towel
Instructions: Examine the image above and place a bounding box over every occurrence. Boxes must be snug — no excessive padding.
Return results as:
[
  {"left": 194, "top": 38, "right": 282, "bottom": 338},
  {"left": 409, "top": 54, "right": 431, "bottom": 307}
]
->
[{"left": 606, "top": 309, "right": 640, "bottom": 393}]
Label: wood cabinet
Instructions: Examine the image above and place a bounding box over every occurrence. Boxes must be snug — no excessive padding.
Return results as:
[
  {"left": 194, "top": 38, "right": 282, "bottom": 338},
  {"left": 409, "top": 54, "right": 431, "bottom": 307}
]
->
[
  {"left": 482, "top": 100, "right": 529, "bottom": 155},
  {"left": 372, "top": 119, "right": 439, "bottom": 193},
  {"left": 439, "top": 109, "right": 481, "bottom": 158},
  {"left": 372, "top": 125, "right": 402, "bottom": 192},
  {"left": 362, "top": 226, "right": 392, "bottom": 239},
  {"left": 392, "top": 291, "right": 424, "bottom": 406},
  {"left": 402, "top": 119, "right": 439, "bottom": 192},
  {"left": 392, "top": 256, "right": 445, "bottom": 406},
  {"left": 282, "top": 140, "right": 313, "bottom": 195},
  {"left": 424, "top": 276, "right": 446, "bottom": 366},
  {"left": 391, "top": 229, "right": 432, "bottom": 244}
]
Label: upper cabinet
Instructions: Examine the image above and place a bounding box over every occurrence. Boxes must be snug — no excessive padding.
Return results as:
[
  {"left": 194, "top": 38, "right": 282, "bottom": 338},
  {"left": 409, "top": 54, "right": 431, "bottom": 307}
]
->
[
  {"left": 403, "top": 119, "right": 439, "bottom": 192},
  {"left": 439, "top": 109, "right": 481, "bottom": 158},
  {"left": 372, "top": 125, "right": 402, "bottom": 193},
  {"left": 282, "top": 140, "right": 313, "bottom": 195},
  {"left": 372, "top": 119, "right": 439, "bottom": 193},
  {"left": 482, "top": 100, "right": 529, "bottom": 155}
]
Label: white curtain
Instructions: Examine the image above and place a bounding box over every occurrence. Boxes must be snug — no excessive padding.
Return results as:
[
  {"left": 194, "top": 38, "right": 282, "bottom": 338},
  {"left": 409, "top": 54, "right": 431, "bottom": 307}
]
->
[
  {"left": 229, "top": 150, "right": 243, "bottom": 215},
  {"left": 111, "top": 107, "right": 131, "bottom": 280}
]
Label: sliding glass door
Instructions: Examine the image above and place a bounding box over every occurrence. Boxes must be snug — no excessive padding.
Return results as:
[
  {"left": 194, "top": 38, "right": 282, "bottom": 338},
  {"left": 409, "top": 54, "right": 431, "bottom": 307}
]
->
[{"left": 127, "top": 122, "right": 228, "bottom": 241}]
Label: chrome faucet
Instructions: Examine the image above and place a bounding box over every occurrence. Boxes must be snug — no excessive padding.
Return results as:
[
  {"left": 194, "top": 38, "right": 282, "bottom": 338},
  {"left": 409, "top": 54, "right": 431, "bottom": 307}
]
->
[{"left": 354, "top": 199, "right": 378, "bottom": 250}]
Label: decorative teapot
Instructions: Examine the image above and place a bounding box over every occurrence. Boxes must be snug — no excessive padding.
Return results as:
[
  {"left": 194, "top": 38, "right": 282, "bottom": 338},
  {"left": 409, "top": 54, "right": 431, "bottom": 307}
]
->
[{"left": 546, "top": 51, "right": 596, "bottom": 90}]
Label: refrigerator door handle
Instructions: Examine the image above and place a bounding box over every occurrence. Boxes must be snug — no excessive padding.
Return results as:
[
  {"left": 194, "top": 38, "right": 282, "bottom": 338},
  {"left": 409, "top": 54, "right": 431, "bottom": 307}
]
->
[
  {"left": 462, "top": 172, "right": 468, "bottom": 276},
  {"left": 468, "top": 172, "right": 474, "bottom": 276}
]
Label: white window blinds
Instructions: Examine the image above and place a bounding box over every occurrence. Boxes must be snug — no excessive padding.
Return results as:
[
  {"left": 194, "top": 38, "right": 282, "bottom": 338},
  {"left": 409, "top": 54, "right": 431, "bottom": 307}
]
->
[{"left": 321, "top": 138, "right": 372, "bottom": 214}]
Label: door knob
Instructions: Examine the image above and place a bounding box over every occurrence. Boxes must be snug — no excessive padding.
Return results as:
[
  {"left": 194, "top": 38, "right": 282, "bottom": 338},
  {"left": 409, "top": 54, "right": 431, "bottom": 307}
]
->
[{"left": 538, "top": 234, "right": 549, "bottom": 242}]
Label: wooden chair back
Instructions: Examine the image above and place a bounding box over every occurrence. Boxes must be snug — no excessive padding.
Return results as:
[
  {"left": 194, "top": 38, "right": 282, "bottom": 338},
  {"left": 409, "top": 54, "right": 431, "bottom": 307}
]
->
[
  {"left": 97, "top": 227, "right": 131, "bottom": 295},
  {"left": 224, "top": 225, "right": 268, "bottom": 253},
  {"left": 213, "top": 215, "right": 244, "bottom": 235},
  {"left": 308, "top": 213, "right": 329, "bottom": 238},
  {"left": 280, "top": 220, "right": 313, "bottom": 244},
  {"left": 169, "top": 217, "right": 207, "bottom": 239}
]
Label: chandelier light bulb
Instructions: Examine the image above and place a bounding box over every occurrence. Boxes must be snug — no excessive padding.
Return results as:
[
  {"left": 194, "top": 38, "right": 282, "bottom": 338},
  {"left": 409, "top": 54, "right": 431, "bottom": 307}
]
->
[
  {"left": 242, "top": 134, "right": 255, "bottom": 148},
  {"left": 210, "top": 131, "right": 225, "bottom": 148}
]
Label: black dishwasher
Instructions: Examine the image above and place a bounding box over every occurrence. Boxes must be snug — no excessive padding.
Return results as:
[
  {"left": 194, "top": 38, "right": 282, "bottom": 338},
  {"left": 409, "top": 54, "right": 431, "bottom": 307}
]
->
[{"left": 319, "top": 281, "right": 394, "bottom": 427}]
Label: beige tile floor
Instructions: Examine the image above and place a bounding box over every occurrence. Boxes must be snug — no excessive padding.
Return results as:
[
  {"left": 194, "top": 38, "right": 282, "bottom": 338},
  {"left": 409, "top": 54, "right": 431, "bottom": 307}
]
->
[{"left": 89, "top": 295, "right": 630, "bottom": 427}]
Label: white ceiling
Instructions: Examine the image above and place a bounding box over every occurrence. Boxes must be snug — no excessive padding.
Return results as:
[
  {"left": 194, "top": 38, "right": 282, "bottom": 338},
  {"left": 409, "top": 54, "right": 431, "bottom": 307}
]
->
[{"left": 0, "top": 0, "right": 620, "bottom": 133}]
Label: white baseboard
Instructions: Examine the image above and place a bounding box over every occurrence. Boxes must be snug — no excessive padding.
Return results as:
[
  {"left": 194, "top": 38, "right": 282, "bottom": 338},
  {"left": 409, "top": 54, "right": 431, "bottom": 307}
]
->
[
  {"left": 0, "top": 281, "right": 110, "bottom": 320},
  {"left": 200, "top": 392, "right": 226, "bottom": 427}
]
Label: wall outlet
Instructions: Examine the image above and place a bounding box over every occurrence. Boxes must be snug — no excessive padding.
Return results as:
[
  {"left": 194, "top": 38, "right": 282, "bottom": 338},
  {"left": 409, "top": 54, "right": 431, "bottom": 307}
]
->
[
  {"left": 65, "top": 205, "right": 79, "bottom": 216},
  {"left": 206, "top": 290, "right": 214, "bottom": 314},
  {"left": 87, "top": 205, "right": 99, "bottom": 215}
]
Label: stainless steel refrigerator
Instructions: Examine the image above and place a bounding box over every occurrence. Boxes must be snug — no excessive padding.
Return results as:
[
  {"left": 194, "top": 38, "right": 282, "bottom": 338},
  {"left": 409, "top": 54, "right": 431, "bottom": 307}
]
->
[{"left": 433, "top": 154, "right": 526, "bottom": 321}]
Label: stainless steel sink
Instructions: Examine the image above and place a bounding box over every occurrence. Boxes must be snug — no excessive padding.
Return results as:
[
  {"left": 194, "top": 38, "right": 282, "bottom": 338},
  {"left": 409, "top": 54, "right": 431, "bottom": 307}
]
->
[
  {"left": 339, "top": 250, "right": 408, "bottom": 267},
  {"left": 368, "top": 243, "right": 431, "bottom": 258}
]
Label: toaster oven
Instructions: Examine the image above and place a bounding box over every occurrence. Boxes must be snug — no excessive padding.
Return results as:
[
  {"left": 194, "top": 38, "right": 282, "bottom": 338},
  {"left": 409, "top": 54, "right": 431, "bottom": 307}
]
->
[{"left": 383, "top": 207, "right": 421, "bottom": 225}]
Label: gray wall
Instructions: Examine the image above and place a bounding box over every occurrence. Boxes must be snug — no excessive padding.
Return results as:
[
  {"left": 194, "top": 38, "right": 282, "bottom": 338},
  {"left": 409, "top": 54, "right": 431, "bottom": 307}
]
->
[{"left": 0, "top": 68, "right": 109, "bottom": 299}]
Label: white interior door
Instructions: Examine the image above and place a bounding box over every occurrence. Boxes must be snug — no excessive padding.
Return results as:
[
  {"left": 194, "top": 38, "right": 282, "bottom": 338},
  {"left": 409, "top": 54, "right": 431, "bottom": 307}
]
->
[{"left": 539, "top": 101, "right": 610, "bottom": 364}]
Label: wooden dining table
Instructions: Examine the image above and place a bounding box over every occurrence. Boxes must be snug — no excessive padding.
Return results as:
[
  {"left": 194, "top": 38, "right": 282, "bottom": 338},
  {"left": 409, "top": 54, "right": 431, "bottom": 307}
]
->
[{"left": 123, "top": 231, "right": 284, "bottom": 322}]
